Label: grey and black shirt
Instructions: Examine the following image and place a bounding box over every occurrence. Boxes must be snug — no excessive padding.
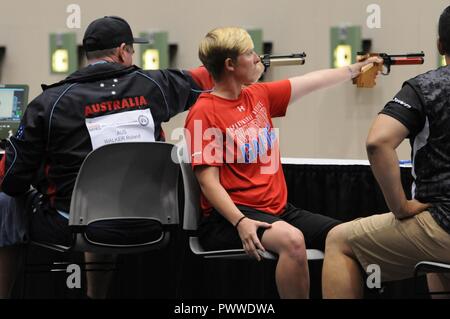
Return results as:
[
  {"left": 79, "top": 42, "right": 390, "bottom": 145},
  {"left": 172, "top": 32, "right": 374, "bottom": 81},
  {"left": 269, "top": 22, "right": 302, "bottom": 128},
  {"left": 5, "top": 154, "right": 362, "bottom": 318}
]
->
[{"left": 381, "top": 65, "right": 450, "bottom": 234}]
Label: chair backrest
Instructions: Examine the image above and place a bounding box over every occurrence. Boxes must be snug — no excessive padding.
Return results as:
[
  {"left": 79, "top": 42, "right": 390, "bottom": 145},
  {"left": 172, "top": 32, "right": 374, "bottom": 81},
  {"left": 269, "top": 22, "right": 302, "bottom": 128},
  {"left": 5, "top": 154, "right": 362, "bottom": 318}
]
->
[
  {"left": 69, "top": 142, "right": 180, "bottom": 251},
  {"left": 177, "top": 140, "right": 201, "bottom": 231}
]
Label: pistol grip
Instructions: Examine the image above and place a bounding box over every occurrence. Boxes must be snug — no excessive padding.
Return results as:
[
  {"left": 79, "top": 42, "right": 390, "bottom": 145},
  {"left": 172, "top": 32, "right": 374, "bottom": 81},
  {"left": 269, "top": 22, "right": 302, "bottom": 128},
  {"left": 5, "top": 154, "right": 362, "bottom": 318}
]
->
[{"left": 353, "top": 62, "right": 383, "bottom": 88}]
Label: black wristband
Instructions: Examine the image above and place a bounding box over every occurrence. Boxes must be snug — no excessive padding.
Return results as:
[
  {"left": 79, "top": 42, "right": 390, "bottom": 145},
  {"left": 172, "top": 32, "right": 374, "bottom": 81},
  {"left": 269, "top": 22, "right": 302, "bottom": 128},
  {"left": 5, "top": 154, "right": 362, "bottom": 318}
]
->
[{"left": 234, "top": 216, "right": 247, "bottom": 229}]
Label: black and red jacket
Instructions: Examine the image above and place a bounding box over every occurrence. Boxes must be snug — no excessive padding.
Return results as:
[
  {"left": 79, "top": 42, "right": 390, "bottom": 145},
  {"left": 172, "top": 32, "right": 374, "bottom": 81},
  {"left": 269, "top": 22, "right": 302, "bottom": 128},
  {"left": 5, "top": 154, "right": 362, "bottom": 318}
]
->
[{"left": 0, "top": 62, "right": 212, "bottom": 213}]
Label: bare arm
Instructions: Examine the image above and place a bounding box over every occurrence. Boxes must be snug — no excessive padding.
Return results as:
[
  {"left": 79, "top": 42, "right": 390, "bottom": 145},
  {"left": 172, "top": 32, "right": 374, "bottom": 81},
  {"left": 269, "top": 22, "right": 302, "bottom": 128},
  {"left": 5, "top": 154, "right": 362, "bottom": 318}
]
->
[
  {"left": 289, "top": 57, "right": 382, "bottom": 104},
  {"left": 366, "top": 114, "right": 430, "bottom": 219},
  {"left": 195, "top": 165, "right": 271, "bottom": 260}
]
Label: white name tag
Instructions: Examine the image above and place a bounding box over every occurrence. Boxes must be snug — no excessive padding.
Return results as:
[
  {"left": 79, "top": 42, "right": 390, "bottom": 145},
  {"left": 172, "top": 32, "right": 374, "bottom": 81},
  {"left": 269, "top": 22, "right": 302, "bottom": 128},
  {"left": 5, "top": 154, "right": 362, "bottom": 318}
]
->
[{"left": 85, "top": 109, "right": 155, "bottom": 150}]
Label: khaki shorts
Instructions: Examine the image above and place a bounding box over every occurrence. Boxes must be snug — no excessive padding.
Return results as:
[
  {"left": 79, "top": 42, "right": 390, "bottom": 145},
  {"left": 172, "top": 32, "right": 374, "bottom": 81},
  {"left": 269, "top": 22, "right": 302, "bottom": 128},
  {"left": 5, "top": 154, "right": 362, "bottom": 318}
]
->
[{"left": 347, "top": 211, "right": 450, "bottom": 282}]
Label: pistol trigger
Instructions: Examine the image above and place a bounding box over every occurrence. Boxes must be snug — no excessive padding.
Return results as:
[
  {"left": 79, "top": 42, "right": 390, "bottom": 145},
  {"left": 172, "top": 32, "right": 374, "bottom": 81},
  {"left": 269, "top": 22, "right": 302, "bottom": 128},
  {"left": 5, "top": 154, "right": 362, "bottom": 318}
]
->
[{"left": 382, "top": 64, "right": 391, "bottom": 76}]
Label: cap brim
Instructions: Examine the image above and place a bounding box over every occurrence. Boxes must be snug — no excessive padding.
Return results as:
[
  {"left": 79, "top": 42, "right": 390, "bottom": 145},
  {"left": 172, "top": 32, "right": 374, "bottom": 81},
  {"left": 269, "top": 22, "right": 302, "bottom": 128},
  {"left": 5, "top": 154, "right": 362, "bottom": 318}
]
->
[{"left": 133, "top": 37, "right": 149, "bottom": 44}]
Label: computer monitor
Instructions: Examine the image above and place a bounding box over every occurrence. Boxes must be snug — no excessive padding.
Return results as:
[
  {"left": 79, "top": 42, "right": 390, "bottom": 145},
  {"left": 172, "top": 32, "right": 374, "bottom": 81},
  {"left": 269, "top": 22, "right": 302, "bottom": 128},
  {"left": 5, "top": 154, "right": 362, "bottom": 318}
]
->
[{"left": 0, "top": 84, "right": 29, "bottom": 140}]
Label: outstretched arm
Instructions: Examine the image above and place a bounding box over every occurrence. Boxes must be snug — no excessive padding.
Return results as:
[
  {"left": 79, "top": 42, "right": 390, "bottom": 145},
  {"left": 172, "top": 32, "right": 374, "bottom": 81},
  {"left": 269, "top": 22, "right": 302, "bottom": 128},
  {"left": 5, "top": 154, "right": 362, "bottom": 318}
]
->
[
  {"left": 188, "top": 66, "right": 215, "bottom": 90},
  {"left": 289, "top": 57, "right": 382, "bottom": 104}
]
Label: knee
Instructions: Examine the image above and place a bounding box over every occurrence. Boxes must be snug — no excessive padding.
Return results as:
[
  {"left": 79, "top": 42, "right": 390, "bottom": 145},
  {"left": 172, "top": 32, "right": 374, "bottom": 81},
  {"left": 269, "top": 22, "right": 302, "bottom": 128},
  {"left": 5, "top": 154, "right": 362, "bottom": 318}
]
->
[
  {"left": 325, "top": 223, "right": 351, "bottom": 253},
  {"left": 281, "top": 229, "right": 306, "bottom": 261}
]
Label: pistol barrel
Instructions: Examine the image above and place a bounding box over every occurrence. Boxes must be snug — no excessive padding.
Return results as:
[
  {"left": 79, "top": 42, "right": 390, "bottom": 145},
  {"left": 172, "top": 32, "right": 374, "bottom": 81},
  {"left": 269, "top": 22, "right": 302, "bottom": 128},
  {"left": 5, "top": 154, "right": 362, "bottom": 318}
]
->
[
  {"left": 261, "top": 53, "right": 306, "bottom": 67},
  {"left": 389, "top": 57, "right": 424, "bottom": 65},
  {"left": 267, "top": 57, "right": 306, "bottom": 66},
  {"left": 380, "top": 52, "right": 425, "bottom": 66}
]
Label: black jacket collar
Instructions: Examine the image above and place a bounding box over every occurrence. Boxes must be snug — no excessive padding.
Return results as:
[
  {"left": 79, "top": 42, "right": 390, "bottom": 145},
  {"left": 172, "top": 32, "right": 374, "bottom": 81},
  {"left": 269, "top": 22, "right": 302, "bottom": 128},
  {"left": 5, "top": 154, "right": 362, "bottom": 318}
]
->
[{"left": 41, "top": 62, "right": 141, "bottom": 90}]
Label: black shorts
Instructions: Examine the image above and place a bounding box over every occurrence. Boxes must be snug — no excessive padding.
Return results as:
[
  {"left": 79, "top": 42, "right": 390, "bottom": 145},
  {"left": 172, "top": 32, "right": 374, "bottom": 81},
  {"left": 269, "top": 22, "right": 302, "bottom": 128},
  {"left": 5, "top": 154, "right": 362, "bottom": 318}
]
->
[{"left": 199, "top": 203, "right": 341, "bottom": 251}]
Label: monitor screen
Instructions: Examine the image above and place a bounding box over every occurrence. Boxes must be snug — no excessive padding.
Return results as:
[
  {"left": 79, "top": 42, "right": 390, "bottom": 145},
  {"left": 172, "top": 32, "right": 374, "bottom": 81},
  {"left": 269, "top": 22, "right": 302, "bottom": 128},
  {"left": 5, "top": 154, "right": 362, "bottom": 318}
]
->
[{"left": 0, "top": 84, "right": 29, "bottom": 140}]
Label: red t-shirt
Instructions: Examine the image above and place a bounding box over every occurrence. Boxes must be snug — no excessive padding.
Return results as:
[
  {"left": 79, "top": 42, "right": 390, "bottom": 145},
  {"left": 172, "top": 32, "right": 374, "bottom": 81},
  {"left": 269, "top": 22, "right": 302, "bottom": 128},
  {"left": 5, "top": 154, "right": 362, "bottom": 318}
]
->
[{"left": 184, "top": 80, "right": 291, "bottom": 216}]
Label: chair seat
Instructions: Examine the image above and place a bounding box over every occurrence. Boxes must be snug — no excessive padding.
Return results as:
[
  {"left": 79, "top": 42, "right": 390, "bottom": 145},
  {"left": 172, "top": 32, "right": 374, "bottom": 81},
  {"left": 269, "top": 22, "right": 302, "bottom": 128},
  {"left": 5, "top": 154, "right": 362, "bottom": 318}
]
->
[
  {"left": 189, "top": 237, "right": 324, "bottom": 261},
  {"left": 306, "top": 249, "right": 325, "bottom": 260},
  {"left": 189, "top": 237, "right": 270, "bottom": 259},
  {"left": 415, "top": 261, "right": 450, "bottom": 273},
  {"left": 30, "top": 241, "right": 71, "bottom": 253}
]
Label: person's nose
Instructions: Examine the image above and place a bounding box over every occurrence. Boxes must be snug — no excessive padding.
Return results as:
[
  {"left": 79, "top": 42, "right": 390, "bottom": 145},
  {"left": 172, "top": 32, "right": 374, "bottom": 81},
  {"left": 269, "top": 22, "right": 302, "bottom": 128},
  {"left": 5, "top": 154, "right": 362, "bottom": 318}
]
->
[{"left": 254, "top": 52, "right": 261, "bottom": 63}]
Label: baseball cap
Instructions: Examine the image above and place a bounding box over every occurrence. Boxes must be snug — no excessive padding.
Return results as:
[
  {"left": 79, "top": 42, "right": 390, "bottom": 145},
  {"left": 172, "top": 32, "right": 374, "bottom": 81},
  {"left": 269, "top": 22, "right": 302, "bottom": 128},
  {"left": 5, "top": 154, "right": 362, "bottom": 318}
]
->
[{"left": 83, "top": 16, "right": 148, "bottom": 52}]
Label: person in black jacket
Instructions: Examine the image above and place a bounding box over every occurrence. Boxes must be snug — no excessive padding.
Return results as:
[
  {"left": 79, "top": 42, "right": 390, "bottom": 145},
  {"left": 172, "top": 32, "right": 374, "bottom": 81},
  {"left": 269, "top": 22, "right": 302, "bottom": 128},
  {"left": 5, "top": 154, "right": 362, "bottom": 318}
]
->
[{"left": 0, "top": 16, "right": 212, "bottom": 298}]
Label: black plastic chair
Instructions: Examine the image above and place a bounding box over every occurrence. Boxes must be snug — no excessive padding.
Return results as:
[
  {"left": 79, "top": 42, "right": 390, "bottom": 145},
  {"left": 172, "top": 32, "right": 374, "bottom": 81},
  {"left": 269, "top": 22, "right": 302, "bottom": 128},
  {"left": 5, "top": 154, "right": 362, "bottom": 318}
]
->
[{"left": 23, "top": 142, "right": 181, "bottom": 296}]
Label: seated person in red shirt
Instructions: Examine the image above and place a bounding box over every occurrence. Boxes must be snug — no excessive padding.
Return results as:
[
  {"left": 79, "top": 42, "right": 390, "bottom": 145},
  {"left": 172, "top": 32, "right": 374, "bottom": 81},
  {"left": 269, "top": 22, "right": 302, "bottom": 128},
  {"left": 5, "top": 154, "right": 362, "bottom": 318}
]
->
[{"left": 184, "top": 27, "right": 381, "bottom": 299}]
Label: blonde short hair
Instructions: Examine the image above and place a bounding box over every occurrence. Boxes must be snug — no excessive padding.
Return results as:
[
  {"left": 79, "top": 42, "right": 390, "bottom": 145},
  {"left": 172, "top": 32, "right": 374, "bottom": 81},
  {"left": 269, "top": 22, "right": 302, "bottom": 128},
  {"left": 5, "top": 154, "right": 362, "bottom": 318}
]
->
[{"left": 199, "top": 27, "right": 254, "bottom": 81}]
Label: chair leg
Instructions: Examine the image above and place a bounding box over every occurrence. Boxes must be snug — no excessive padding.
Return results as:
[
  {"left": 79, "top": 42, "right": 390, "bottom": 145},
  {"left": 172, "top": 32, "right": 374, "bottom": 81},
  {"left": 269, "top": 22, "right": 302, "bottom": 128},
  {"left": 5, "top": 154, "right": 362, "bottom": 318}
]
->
[
  {"left": 20, "top": 246, "right": 75, "bottom": 298},
  {"left": 174, "top": 240, "right": 186, "bottom": 298},
  {"left": 414, "top": 268, "right": 421, "bottom": 296},
  {"left": 84, "top": 253, "right": 117, "bottom": 299}
]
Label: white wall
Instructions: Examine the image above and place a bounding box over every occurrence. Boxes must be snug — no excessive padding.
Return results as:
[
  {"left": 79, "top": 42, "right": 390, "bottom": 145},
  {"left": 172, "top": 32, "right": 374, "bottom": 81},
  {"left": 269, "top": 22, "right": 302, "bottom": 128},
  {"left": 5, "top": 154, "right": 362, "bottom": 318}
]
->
[{"left": 0, "top": 0, "right": 448, "bottom": 159}]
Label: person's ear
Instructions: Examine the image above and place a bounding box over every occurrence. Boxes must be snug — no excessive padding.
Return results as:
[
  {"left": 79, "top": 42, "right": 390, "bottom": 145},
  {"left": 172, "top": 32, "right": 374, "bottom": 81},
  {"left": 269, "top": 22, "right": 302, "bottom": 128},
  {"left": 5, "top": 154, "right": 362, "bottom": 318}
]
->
[
  {"left": 224, "top": 58, "right": 235, "bottom": 72},
  {"left": 117, "top": 43, "right": 127, "bottom": 62},
  {"left": 438, "top": 38, "right": 446, "bottom": 56}
]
